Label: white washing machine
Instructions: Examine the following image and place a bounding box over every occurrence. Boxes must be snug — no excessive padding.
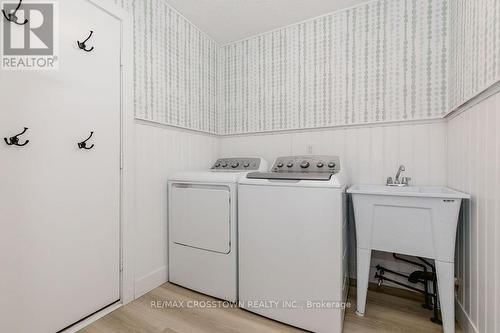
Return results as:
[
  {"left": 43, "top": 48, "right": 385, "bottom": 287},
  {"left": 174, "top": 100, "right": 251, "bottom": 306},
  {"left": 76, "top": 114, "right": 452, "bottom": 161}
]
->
[
  {"left": 168, "top": 158, "right": 267, "bottom": 302},
  {"left": 238, "top": 156, "right": 349, "bottom": 333}
]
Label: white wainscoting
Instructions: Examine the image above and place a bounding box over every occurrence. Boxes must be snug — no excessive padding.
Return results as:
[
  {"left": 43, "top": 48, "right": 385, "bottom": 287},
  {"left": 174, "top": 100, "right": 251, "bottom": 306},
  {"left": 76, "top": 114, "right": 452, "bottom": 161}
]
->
[
  {"left": 448, "top": 92, "right": 500, "bottom": 333},
  {"left": 219, "top": 121, "right": 447, "bottom": 186},
  {"left": 219, "top": 120, "right": 448, "bottom": 284},
  {"left": 134, "top": 121, "right": 218, "bottom": 297}
]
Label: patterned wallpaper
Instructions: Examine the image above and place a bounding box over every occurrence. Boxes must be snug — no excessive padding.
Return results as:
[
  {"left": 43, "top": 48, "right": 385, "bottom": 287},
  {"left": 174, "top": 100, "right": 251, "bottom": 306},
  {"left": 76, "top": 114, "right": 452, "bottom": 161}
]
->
[
  {"left": 111, "top": 0, "right": 450, "bottom": 135},
  {"left": 219, "top": 0, "right": 449, "bottom": 135},
  {"left": 112, "top": 0, "right": 220, "bottom": 134},
  {"left": 449, "top": 0, "right": 500, "bottom": 110}
]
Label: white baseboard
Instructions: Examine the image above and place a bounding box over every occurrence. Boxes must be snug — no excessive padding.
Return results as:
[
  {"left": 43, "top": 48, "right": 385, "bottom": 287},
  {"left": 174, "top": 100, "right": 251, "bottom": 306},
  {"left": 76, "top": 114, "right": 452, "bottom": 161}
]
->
[
  {"left": 455, "top": 298, "right": 479, "bottom": 333},
  {"left": 62, "top": 302, "right": 122, "bottom": 333},
  {"left": 135, "top": 266, "right": 168, "bottom": 298}
]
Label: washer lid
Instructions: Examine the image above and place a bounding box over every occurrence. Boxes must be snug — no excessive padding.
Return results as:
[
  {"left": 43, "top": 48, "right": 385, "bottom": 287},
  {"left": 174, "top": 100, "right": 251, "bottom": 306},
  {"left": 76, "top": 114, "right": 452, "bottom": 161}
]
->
[
  {"left": 238, "top": 173, "right": 347, "bottom": 188},
  {"left": 247, "top": 172, "right": 333, "bottom": 181}
]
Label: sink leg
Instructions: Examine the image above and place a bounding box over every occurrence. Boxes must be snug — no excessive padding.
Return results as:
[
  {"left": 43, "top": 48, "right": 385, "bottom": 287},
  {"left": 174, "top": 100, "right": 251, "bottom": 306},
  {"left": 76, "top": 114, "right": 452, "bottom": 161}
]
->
[
  {"left": 435, "top": 260, "right": 455, "bottom": 333},
  {"left": 356, "top": 248, "right": 371, "bottom": 316}
]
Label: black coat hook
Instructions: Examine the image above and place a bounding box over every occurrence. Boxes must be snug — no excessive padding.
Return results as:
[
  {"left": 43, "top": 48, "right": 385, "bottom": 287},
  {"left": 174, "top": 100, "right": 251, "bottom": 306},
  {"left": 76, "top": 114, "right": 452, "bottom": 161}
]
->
[
  {"left": 77, "top": 31, "right": 95, "bottom": 52},
  {"left": 2, "top": 0, "right": 28, "bottom": 25},
  {"left": 4, "top": 127, "right": 29, "bottom": 146},
  {"left": 78, "top": 131, "right": 95, "bottom": 150}
]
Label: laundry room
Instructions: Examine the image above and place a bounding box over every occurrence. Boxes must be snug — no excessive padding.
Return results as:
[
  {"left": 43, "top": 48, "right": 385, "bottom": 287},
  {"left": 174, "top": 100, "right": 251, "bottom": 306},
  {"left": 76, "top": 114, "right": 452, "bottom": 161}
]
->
[{"left": 0, "top": 0, "right": 498, "bottom": 333}]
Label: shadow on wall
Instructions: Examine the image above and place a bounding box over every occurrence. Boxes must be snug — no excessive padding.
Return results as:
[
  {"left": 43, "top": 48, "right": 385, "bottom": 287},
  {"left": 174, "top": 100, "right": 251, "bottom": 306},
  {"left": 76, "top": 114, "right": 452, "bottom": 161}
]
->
[
  {"left": 455, "top": 198, "right": 470, "bottom": 306},
  {"left": 348, "top": 195, "right": 357, "bottom": 278}
]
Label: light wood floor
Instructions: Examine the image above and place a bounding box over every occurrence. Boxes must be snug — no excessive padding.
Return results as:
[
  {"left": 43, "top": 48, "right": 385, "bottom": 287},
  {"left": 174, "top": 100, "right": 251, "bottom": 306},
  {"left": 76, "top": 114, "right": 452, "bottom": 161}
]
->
[{"left": 79, "top": 282, "right": 462, "bottom": 333}]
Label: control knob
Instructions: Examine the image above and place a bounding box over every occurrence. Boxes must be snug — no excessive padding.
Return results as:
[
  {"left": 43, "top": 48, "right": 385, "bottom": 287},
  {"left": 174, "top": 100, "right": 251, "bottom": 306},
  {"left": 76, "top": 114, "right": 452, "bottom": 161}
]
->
[
  {"left": 243, "top": 162, "right": 250, "bottom": 168},
  {"left": 328, "top": 162, "right": 336, "bottom": 168},
  {"left": 221, "top": 162, "right": 228, "bottom": 168},
  {"left": 231, "top": 162, "right": 239, "bottom": 168},
  {"left": 287, "top": 162, "right": 294, "bottom": 168},
  {"left": 317, "top": 162, "right": 324, "bottom": 168},
  {"left": 277, "top": 162, "right": 284, "bottom": 168},
  {"left": 300, "top": 161, "right": 310, "bottom": 169},
  {"left": 215, "top": 163, "right": 221, "bottom": 168}
]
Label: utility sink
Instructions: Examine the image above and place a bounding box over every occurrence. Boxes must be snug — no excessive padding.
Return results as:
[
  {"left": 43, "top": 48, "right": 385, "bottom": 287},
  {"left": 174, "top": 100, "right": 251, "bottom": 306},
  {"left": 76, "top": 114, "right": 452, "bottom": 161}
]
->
[
  {"left": 348, "top": 184, "right": 470, "bottom": 261},
  {"left": 347, "top": 184, "right": 470, "bottom": 333},
  {"left": 348, "top": 184, "right": 470, "bottom": 199}
]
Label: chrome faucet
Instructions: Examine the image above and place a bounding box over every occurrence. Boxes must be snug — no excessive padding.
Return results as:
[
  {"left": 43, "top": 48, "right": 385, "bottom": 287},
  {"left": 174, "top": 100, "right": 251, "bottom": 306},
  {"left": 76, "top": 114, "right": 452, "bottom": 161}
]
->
[
  {"left": 386, "top": 165, "right": 411, "bottom": 186},
  {"left": 395, "top": 165, "right": 405, "bottom": 181}
]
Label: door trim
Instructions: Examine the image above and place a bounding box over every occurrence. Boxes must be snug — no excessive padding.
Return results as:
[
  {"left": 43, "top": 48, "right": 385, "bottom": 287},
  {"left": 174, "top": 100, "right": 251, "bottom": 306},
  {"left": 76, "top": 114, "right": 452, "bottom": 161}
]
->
[
  {"left": 88, "top": 0, "right": 136, "bottom": 304},
  {"left": 61, "top": 1, "right": 135, "bottom": 331}
]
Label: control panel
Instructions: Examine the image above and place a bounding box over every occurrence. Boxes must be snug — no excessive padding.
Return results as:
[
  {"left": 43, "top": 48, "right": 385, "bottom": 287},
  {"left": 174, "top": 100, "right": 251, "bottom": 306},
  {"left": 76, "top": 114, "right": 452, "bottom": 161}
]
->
[
  {"left": 211, "top": 158, "right": 262, "bottom": 171},
  {"left": 271, "top": 156, "right": 341, "bottom": 174}
]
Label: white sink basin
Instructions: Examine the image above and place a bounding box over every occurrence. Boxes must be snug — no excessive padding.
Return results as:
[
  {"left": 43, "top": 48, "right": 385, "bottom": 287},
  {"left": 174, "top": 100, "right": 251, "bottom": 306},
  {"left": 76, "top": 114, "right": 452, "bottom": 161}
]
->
[
  {"left": 347, "top": 184, "right": 470, "bottom": 261},
  {"left": 347, "top": 184, "right": 470, "bottom": 333},
  {"left": 348, "top": 184, "right": 470, "bottom": 199}
]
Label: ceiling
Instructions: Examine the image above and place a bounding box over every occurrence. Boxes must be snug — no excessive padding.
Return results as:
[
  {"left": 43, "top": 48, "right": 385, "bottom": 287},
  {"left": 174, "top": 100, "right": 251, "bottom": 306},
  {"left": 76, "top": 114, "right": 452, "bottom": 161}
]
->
[{"left": 166, "top": 0, "right": 369, "bottom": 44}]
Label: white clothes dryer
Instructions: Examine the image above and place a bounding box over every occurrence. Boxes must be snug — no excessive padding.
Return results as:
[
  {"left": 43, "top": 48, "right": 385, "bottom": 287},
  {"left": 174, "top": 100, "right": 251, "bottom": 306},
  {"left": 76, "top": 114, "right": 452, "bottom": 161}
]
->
[{"left": 168, "top": 158, "right": 267, "bottom": 302}]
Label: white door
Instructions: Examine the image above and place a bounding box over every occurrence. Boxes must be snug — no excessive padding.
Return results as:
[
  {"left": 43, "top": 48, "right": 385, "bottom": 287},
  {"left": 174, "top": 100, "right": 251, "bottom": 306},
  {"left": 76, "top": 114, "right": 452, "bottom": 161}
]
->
[
  {"left": 0, "top": 1, "right": 121, "bottom": 332},
  {"left": 170, "top": 184, "right": 231, "bottom": 254}
]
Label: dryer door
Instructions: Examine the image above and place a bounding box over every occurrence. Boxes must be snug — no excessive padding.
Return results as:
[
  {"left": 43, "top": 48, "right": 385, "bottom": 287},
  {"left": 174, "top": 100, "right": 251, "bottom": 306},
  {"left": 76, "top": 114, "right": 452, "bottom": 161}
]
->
[{"left": 170, "top": 184, "right": 231, "bottom": 254}]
